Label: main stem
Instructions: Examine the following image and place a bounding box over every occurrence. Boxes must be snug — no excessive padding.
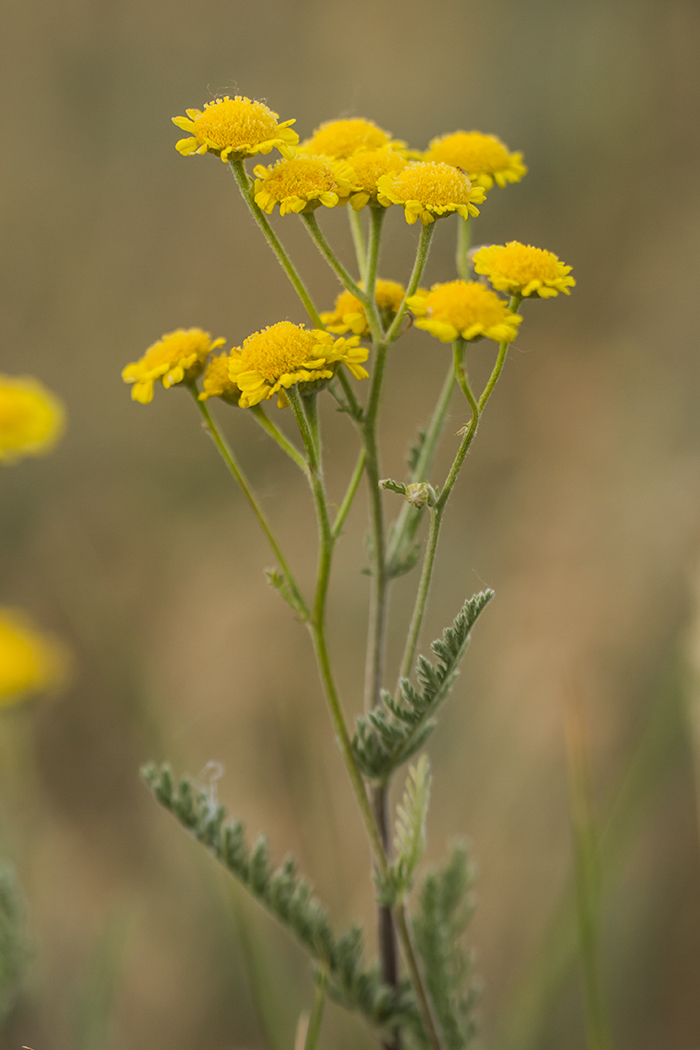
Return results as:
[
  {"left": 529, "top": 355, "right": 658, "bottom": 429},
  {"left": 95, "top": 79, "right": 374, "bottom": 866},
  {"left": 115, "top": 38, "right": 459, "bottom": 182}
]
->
[{"left": 230, "top": 160, "right": 324, "bottom": 328}]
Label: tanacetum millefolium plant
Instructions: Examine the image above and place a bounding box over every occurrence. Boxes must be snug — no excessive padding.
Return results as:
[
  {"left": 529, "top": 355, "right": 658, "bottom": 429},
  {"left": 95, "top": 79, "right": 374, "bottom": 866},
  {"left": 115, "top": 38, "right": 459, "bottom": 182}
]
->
[{"left": 124, "top": 95, "right": 574, "bottom": 1050}]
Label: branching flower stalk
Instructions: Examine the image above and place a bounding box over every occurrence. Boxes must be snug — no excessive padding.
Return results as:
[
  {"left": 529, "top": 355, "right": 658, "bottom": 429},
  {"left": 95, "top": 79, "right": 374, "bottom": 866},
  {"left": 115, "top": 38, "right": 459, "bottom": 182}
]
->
[{"left": 127, "top": 96, "right": 575, "bottom": 1050}]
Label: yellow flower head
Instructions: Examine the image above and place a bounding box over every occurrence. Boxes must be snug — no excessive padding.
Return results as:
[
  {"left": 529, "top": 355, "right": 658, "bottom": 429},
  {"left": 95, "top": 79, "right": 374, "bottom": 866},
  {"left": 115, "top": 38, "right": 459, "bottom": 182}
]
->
[
  {"left": 299, "top": 118, "right": 403, "bottom": 159},
  {"left": 253, "top": 155, "right": 359, "bottom": 215},
  {"left": 406, "top": 280, "right": 522, "bottom": 343},
  {"left": 342, "top": 148, "right": 408, "bottom": 210},
  {"left": 198, "top": 353, "right": 241, "bottom": 405},
  {"left": 376, "top": 162, "right": 486, "bottom": 225},
  {"left": 320, "top": 279, "right": 406, "bottom": 336},
  {"left": 0, "top": 376, "right": 65, "bottom": 463},
  {"left": 0, "top": 608, "right": 67, "bottom": 707},
  {"left": 172, "top": 96, "right": 298, "bottom": 163},
  {"left": 122, "top": 328, "right": 225, "bottom": 404},
  {"left": 425, "top": 131, "right": 527, "bottom": 190},
  {"left": 473, "top": 241, "right": 575, "bottom": 298},
  {"left": 228, "top": 321, "right": 369, "bottom": 408}
]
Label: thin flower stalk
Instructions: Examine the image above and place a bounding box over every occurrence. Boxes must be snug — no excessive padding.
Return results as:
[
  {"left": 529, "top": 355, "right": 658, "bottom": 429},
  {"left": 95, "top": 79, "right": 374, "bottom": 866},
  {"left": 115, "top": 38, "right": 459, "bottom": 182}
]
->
[
  {"left": 301, "top": 213, "right": 383, "bottom": 345},
  {"left": 190, "top": 387, "right": 309, "bottom": 621},
  {"left": 456, "top": 216, "right": 471, "bottom": 280},
  {"left": 250, "top": 404, "right": 309, "bottom": 475},
  {"left": 384, "top": 224, "right": 435, "bottom": 343},
  {"left": 230, "top": 159, "right": 324, "bottom": 329},
  {"left": 332, "top": 448, "right": 366, "bottom": 538},
  {"left": 348, "top": 208, "right": 368, "bottom": 284}
]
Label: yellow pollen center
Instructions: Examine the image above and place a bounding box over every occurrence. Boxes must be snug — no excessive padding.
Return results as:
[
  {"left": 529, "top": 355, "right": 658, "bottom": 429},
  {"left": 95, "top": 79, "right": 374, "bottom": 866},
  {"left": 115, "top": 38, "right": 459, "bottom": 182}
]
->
[
  {"left": 192, "top": 97, "right": 279, "bottom": 150},
  {"left": 307, "top": 119, "right": 390, "bottom": 158},
  {"left": 350, "top": 150, "right": 406, "bottom": 193},
  {"left": 265, "top": 157, "right": 338, "bottom": 199},
  {"left": 426, "top": 282, "right": 508, "bottom": 328},
  {"left": 240, "top": 323, "right": 322, "bottom": 382},
  {"left": 489, "top": 244, "right": 563, "bottom": 281},
  {"left": 391, "top": 162, "right": 472, "bottom": 206},
  {"left": 428, "top": 133, "right": 510, "bottom": 173},
  {"left": 142, "top": 330, "right": 210, "bottom": 369}
]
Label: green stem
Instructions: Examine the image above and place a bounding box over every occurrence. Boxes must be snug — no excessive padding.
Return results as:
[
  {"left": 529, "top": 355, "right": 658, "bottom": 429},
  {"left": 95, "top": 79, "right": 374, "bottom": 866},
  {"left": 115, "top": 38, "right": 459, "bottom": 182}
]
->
[
  {"left": 250, "top": 404, "right": 309, "bottom": 475},
  {"left": 394, "top": 904, "right": 445, "bottom": 1050},
  {"left": 286, "top": 387, "right": 389, "bottom": 873},
  {"left": 190, "top": 387, "right": 309, "bottom": 621},
  {"left": 397, "top": 324, "right": 516, "bottom": 686},
  {"left": 362, "top": 343, "right": 390, "bottom": 711},
  {"left": 336, "top": 368, "right": 364, "bottom": 422},
  {"left": 301, "top": 213, "right": 383, "bottom": 346},
  {"left": 385, "top": 224, "right": 435, "bottom": 344},
  {"left": 303, "top": 964, "right": 328, "bottom": 1050},
  {"left": 456, "top": 216, "right": 471, "bottom": 281},
  {"left": 365, "top": 207, "right": 385, "bottom": 321},
  {"left": 348, "top": 208, "right": 368, "bottom": 284},
  {"left": 332, "top": 449, "right": 366, "bottom": 538},
  {"left": 386, "top": 365, "right": 456, "bottom": 572},
  {"left": 229, "top": 159, "right": 323, "bottom": 328}
]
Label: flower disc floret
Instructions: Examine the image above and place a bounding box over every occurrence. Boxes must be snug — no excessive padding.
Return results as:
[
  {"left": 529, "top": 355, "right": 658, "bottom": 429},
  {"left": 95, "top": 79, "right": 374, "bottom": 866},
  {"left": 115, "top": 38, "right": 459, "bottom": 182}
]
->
[
  {"left": 425, "top": 131, "right": 527, "bottom": 190},
  {"left": 172, "top": 96, "right": 298, "bottom": 162},
  {"left": 321, "top": 279, "right": 406, "bottom": 336},
  {"left": 199, "top": 354, "right": 241, "bottom": 405},
  {"left": 0, "top": 375, "right": 65, "bottom": 462},
  {"left": 228, "top": 321, "right": 369, "bottom": 408},
  {"left": 0, "top": 608, "right": 66, "bottom": 706},
  {"left": 376, "top": 162, "right": 486, "bottom": 225},
  {"left": 300, "top": 119, "right": 402, "bottom": 159},
  {"left": 343, "top": 148, "right": 408, "bottom": 210},
  {"left": 407, "top": 281, "right": 522, "bottom": 343},
  {"left": 122, "top": 328, "right": 225, "bottom": 404},
  {"left": 473, "top": 242, "right": 575, "bottom": 298},
  {"left": 253, "top": 156, "right": 359, "bottom": 215}
]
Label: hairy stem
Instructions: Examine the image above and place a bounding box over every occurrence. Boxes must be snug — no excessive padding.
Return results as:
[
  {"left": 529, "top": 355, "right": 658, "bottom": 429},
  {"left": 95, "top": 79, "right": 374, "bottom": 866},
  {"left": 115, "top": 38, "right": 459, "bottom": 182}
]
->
[
  {"left": 394, "top": 904, "right": 445, "bottom": 1050},
  {"left": 230, "top": 160, "right": 323, "bottom": 328},
  {"left": 250, "top": 404, "right": 309, "bottom": 475},
  {"left": 386, "top": 365, "right": 456, "bottom": 570},
  {"left": 348, "top": 208, "right": 368, "bottom": 283},
  {"left": 365, "top": 207, "right": 385, "bottom": 320},
  {"left": 287, "top": 387, "right": 389, "bottom": 872},
  {"left": 456, "top": 216, "right": 471, "bottom": 281},
  {"left": 384, "top": 224, "right": 435, "bottom": 344},
  {"left": 190, "top": 387, "right": 309, "bottom": 620},
  {"left": 301, "top": 213, "right": 383, "bottom": 345},
  {"left": 332, "top": 448, "right": 366, "bottom": 538}
]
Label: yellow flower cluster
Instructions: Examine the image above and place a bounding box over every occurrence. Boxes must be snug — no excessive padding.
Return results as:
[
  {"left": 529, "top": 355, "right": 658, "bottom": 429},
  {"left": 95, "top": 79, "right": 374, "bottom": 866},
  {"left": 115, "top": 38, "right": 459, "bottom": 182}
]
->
[
  {"left": 0, "top": 375, "right": 65, "bottom": 463},
  {"left": 253, "top": 156, "right": 359, "bottom": 215},
  {"left": 228, "top": 322, "right": 368, "bottom": 408},
  {"left": 424, "top": 131, "right": 527, "bottom": 190},
  {"left": 172, "top": 96, "right": 298, "bottom": 162},
  {"left": 0, "top": 608, "right": 66, "bottom": 708},
  {"left": 122, "top": 328, "right": 225, "bottom": 404},
  {"left": 473, "top": 241, "right": 575, "bottom": 298},
  {"left": 407, "top": 281, "right": 522, "bottom": 344},
  {"left": 321, "top": 280, "right": 405, "bottom": 336}
]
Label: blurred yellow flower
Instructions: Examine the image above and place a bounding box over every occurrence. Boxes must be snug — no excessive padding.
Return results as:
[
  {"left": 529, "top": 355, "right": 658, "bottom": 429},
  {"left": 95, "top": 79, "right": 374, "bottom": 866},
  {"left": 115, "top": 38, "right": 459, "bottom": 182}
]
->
[
  {"left": 198, "top": 353, "right": 241, "bottom": 405},
  {"left": 228, "top": 322, "right": 368, "bottom": 408},
  {"left": 0, "top": 609, "right": 67, "bottom": 707},
  {"left": 321, "top": 279, "right": 406, "bottom": 336},
  {"left": 299, "top": 118, "right": 403, "bottom": 158},
  {"left": 376, "top": 162, "right": 486, "bottom": 225},
  {"left": 407, "top": 280, "right": 522, "bottom": 343},
  {"left": 253, "top": 155, "right": 359, "bottom": 215},
  {"left": 172, "top": 96, "right": 298, "bottom": 162},
  {"left": 342, "top": 148, "right": 407, "bottom": 210},
  {"left": 473, "top": 241, "right": 575, "bottom": 298},
  {"left": 0, "top": 375, "right": 64, "bottom": 463},
  {"left": 122, "top": 328, "right": 225, "bottom": 404},
  {"left": 424, "top": 131, "right": 527, "bottom": 190}
]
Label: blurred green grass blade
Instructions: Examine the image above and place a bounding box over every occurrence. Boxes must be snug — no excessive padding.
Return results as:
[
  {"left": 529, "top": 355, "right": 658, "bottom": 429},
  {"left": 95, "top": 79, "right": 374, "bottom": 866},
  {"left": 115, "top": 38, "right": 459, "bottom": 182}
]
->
[
  {"left": 497, "top": 659, "right": 687, "bottom": 1050},
  {"left": 564, "top": 694, "right": 613, "bottom": 1050},
  {"left": 73, "top": 908, "right": 132, "bottom": 1050},
  {"left": 0, "top": 862, "right": 27, "bottom": 1030}
]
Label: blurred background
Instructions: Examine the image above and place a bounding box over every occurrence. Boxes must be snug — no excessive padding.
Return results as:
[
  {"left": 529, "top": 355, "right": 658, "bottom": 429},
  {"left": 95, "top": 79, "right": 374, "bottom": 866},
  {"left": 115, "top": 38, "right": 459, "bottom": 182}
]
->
[{"left": 2, "top": 0, "right": 700, "bottom": 1047}]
